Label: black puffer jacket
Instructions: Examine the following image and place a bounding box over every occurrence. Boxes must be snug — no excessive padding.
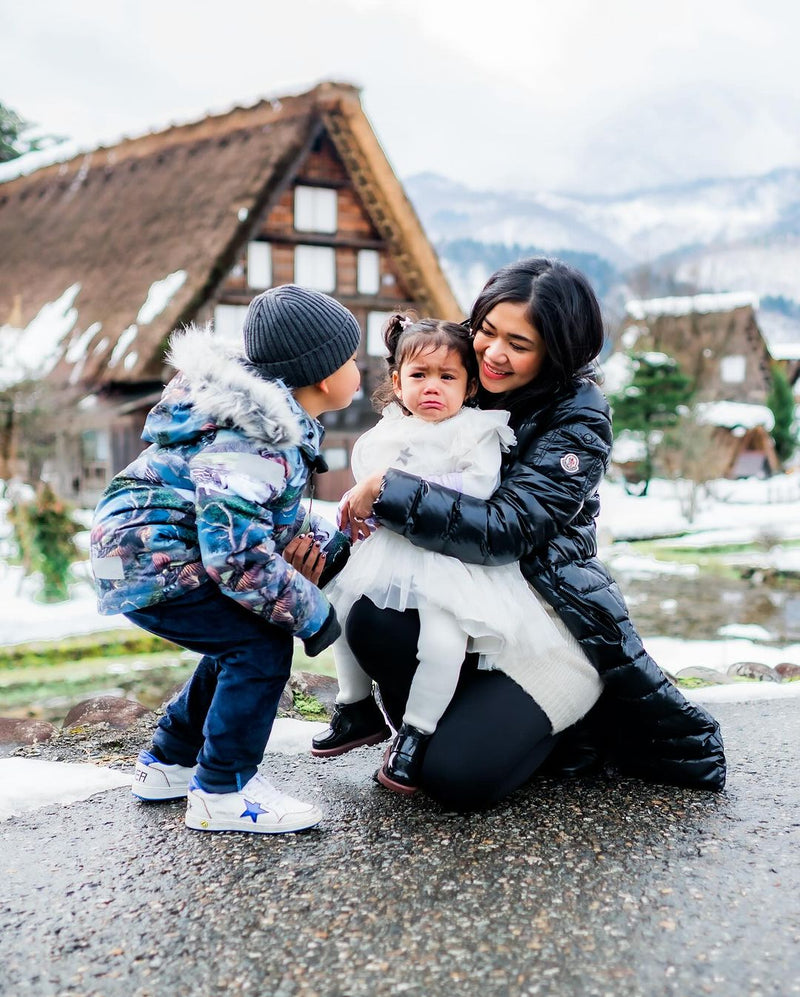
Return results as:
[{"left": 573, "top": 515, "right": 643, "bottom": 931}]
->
[{"left": 373, "top": 377, "right": 726, "bottom": 791}]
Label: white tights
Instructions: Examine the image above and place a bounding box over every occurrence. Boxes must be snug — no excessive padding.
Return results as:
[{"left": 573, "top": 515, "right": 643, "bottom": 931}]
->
[{"left": 333, "top": 602, "right": 468, "bottom": 734}]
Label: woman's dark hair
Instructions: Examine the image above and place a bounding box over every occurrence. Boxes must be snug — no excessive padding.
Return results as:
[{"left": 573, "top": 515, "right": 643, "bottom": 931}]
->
[
  {"left": 372, "top": 313, "right": 479, "bottom": 413},
  {"left": 470, "top": 257, "right": 605, "bottom": 416}
]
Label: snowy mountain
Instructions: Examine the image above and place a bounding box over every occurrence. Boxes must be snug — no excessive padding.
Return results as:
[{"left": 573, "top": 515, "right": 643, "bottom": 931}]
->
[{"left": 405, "top": 168, "right": 800, "bottom": 318}]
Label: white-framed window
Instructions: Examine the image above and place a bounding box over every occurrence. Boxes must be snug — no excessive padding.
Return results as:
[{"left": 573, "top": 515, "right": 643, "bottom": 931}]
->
[
  {"left": 247, "top": 242, "right": 272, "bottom": 289},
  {"left": 367, "top": 311, "right": 394, "bottom": 356},
  {"left": 214, "top": 304, "right": 249, "bottom": 342},
  {"left": 721, "top": 354, "right": 746, "bottom": 383},
  {"left": 294, "top": 245, "right": 336, "bottom": 292},
  {"left": 294, "top": 186, "right": 337, "bottom": 233},
  {"left": 322, "top": 446, "right": 349, "bottom": 472},
  {"left": 357, "top": 249, "right": 381, "bottom": 295}
]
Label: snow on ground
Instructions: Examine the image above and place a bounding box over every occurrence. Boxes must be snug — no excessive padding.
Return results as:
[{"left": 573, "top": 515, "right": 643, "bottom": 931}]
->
[
  {"left": 685, "top": 682, "right": 800, "bottom": 704},
  {"left": 0, "top": 717, "right": 329, "bottom": 822},
  {"left": 0, "top": 563, "right": 132, "bottom": 645},
  {"left": 642, "top": 635, "right": 800, "bottom": 677},
  {"left": 596, "top": 475, "right": 800, "bottom": 543},
  {"left": 0, "top": 758, "right": 131, "bottom": 821}
]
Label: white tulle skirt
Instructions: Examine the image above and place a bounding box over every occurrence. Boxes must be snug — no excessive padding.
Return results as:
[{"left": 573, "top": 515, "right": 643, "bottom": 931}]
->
[{"left": 326, "top": 527, "right": 572, "bottom": 673}]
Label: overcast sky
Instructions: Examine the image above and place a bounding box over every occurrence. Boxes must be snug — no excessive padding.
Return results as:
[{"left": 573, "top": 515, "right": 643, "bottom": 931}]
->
[{"left": 3, "top": 0, "right": 799, "bottom": 195}]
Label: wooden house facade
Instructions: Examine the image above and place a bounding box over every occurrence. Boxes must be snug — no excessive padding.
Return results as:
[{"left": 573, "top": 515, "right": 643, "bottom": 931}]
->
[{"left": 0, "top": 82, "right": 461, "bottom": 502}]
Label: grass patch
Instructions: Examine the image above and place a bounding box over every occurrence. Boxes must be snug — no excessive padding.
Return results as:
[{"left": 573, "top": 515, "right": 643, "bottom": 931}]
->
[
  {"left": 0, "top": 630, "right": 338, "bottom": 721},
  {"left": 0, "top": 630, "right": 337, "bottom": 675},
  {"left": 618, "top": 539, "right": 791, "bottom": 579},
  {"left": 0, "top": 650, "right": 199, "bottom": 713},
  {"left": 0, "top": 630, "right": 182, "bottom": 671},
  {"left": 292, "top": 691, "right": 328, "bottom": 720}
]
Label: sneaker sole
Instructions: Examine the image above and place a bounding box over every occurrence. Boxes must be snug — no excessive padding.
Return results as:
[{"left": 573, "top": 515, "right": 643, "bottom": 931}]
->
[
  {"left": 132, "top": 785, "right": 191, "bottom": 801},
  {"left": 310, "top": 728, "right": 391, "bottom": 758},
  {"left": 185, "top": 808, "right": 324, "bottom": 834}
]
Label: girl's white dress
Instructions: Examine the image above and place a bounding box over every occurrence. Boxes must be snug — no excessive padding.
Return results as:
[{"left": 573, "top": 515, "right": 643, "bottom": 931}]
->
[{"left": 326, "top": 405, "right": 602, "bottom": 732}]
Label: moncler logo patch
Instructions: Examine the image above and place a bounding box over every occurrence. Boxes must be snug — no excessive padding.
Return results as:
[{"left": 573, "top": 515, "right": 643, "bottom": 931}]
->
[{"left": 560, "top": 453, "right": 580, "bottom": 474}]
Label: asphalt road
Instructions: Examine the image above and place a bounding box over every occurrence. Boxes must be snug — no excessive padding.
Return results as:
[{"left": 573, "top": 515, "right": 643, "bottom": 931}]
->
[{"left": 2, "top": 699, "right": 799, "bottom": 997}]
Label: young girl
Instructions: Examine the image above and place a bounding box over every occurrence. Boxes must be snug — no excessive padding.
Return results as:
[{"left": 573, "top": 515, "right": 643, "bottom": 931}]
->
[{"left": 311, "top": 315, "right": 601, "bottom": 794}]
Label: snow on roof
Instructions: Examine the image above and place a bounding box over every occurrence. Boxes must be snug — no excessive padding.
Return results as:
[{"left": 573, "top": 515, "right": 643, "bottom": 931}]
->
[
  {"left": 768, "top": 341, "right": 800, "bottom": 360},
  {"left": 600, "top": 350, "right": 676, "bottom": 396},
  {"left": 695, "top": 400, "right": 775, "bottom": 431},
  {"left": 136, "top": 270, "right": 187, "bottom": 325},
  {"left": 0, "top": 141, "right": 86, "bottom": 184},
  {"left": 639, "top": 351, "right": 674, "bottom": 366},
  {"left": 0, "top": 268, "right": 191, "bottom": 390},
  {"left": 620, "top": 324, "right": 645, "bottom": 349},
  {"left": 626, "top": 291, "right": 760, "bottom": 320},
  {"left": 0, "top": 284, "right": 81, "bottom": 389},
  {"left": 0, "top": 83, "right": 331, "bottom": 186},
  {"left": 0, "top": 96, "right": 286, "bottom": 186},
  {"left": 756, "top": 308, "right": 800, "bottom": 360}
]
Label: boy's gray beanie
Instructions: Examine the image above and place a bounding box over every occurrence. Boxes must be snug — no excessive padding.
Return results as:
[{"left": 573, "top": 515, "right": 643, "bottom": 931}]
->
[{"left": 242, "top": 284, "right": 361, "bottom": 388}]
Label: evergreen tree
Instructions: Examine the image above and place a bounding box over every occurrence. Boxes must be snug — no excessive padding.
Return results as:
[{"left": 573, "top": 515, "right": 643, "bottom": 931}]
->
[
  {"left": 607, "top": 351, "right": 694, "bottom": 496},
  {"left": 767, "top": 363, "right": 797, "bottom": 465},
  {"left": 0, "top": 100, "right": 65, "bottom": 162}
]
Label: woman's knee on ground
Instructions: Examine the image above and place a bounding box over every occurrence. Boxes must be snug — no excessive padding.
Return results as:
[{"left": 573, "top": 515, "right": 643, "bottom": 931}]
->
[{"left": 420, "top": 747, "right": 506, "bottom": 812}]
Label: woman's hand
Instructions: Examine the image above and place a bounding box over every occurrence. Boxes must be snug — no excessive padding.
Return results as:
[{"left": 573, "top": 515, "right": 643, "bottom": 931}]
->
[
  {"left": 338, "top": 471, "right": 384, "bottom": 541},
  {"left": 284, "top": 533, "right": 326, "bottom": 585}
]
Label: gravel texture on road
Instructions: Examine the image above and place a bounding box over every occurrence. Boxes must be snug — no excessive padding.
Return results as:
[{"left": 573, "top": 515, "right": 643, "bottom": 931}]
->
[{"left": 2, "top": 700, "right": 799, "bottom": 997}]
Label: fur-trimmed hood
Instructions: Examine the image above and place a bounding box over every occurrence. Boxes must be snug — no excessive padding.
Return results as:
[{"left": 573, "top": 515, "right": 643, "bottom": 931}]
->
[{"left": 142, "top": 325, "right": 308, "bottom": 449}]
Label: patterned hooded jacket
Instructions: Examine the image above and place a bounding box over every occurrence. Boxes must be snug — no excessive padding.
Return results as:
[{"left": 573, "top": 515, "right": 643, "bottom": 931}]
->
[{"left": 90, "top": 326, "right": 341, "bottom": 640}]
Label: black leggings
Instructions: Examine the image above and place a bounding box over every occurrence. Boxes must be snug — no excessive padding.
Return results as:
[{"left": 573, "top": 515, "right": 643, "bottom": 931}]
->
[{"left": 345, "top": 597, "right": 557, "bottom": 811}]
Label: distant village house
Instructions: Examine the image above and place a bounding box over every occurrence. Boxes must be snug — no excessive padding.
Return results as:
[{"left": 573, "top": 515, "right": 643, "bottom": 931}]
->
[
  {"left": 616, "top": 292, "right": 785, "bottom": 479},
  {"left": 0, "top": 81, "right": 461, "bottom": 502}
]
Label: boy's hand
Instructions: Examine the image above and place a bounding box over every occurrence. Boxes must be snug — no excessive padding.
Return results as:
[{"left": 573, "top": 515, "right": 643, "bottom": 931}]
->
[{"left": 284, "top": 534, "right": 326, "bottom": 585}]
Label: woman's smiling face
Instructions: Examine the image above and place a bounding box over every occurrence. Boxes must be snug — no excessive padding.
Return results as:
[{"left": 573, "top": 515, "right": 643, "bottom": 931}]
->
[{"left": 472, "top": 300, "right": 548, "bottom": 394}]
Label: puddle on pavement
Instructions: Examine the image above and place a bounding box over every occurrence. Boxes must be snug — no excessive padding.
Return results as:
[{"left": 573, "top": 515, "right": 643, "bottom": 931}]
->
[{"left": 615, "top": 570, "right": 800, "bottom": 643}]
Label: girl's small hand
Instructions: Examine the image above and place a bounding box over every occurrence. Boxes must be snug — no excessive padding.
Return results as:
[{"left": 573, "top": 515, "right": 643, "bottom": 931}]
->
[
  {"left": 284, "top": 533, "right": 326, "bottom": 585},
  {"left": 339, "top": 471, "right": 384, "bottom": 541}
]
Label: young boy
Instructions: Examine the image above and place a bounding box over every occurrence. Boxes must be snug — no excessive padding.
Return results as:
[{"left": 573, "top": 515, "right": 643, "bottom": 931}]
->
[{"left": 90, "top": 285, "right": 361, "bottom": 834}]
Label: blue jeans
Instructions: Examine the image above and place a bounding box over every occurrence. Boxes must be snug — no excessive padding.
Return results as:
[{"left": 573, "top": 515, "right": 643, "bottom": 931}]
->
[{"left": 125, "top": 582, "right": 294, "bottom": 793}]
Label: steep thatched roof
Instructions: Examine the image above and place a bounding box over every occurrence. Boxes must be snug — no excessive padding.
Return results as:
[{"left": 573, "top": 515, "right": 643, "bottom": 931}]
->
[{"left": 0, "top": 81, "right": 459, "bottom": 392}]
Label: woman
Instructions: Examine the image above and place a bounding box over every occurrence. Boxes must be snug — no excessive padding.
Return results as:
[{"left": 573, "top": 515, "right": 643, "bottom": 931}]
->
[{"left": 330, "top": 257, "right": 726, "bottom": 810}]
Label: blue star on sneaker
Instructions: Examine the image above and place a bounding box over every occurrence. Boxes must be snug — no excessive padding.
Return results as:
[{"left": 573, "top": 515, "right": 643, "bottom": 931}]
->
[{"left": 241, "top": 799, "right": 268, "bottom": 823}]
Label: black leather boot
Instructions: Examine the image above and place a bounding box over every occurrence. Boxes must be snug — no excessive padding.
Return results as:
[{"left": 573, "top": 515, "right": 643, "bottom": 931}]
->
[
  {"left": 311, "top": 696, "right": 391, "bottom": 757},
  {"left": 377, "top": 723, "right": 432, "bottom": 795}
]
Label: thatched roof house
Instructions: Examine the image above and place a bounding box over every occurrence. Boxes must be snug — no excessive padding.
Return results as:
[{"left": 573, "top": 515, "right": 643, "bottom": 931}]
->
[
  {"left": 0, "top": 81, "right": 460, "bottom": 501},
  {"left": 621, "top": 292, "right": 773, "bottom": 404},
  {"left": 609, "top": 294, "right": 789, "bottom": 481}
]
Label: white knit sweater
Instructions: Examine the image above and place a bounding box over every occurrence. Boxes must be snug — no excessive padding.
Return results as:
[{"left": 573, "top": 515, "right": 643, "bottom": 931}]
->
[{"left": 480, "top": 589, "right": 603, "bottom": 733}]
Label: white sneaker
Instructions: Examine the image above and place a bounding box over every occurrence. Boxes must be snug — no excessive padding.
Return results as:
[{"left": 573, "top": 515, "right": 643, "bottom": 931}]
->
[
  {"left": 185, "top": 771, "right": 323, "bottom": 834},
  {"left": 132, "top": 750, "right": 197, "bottom": 800}
]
